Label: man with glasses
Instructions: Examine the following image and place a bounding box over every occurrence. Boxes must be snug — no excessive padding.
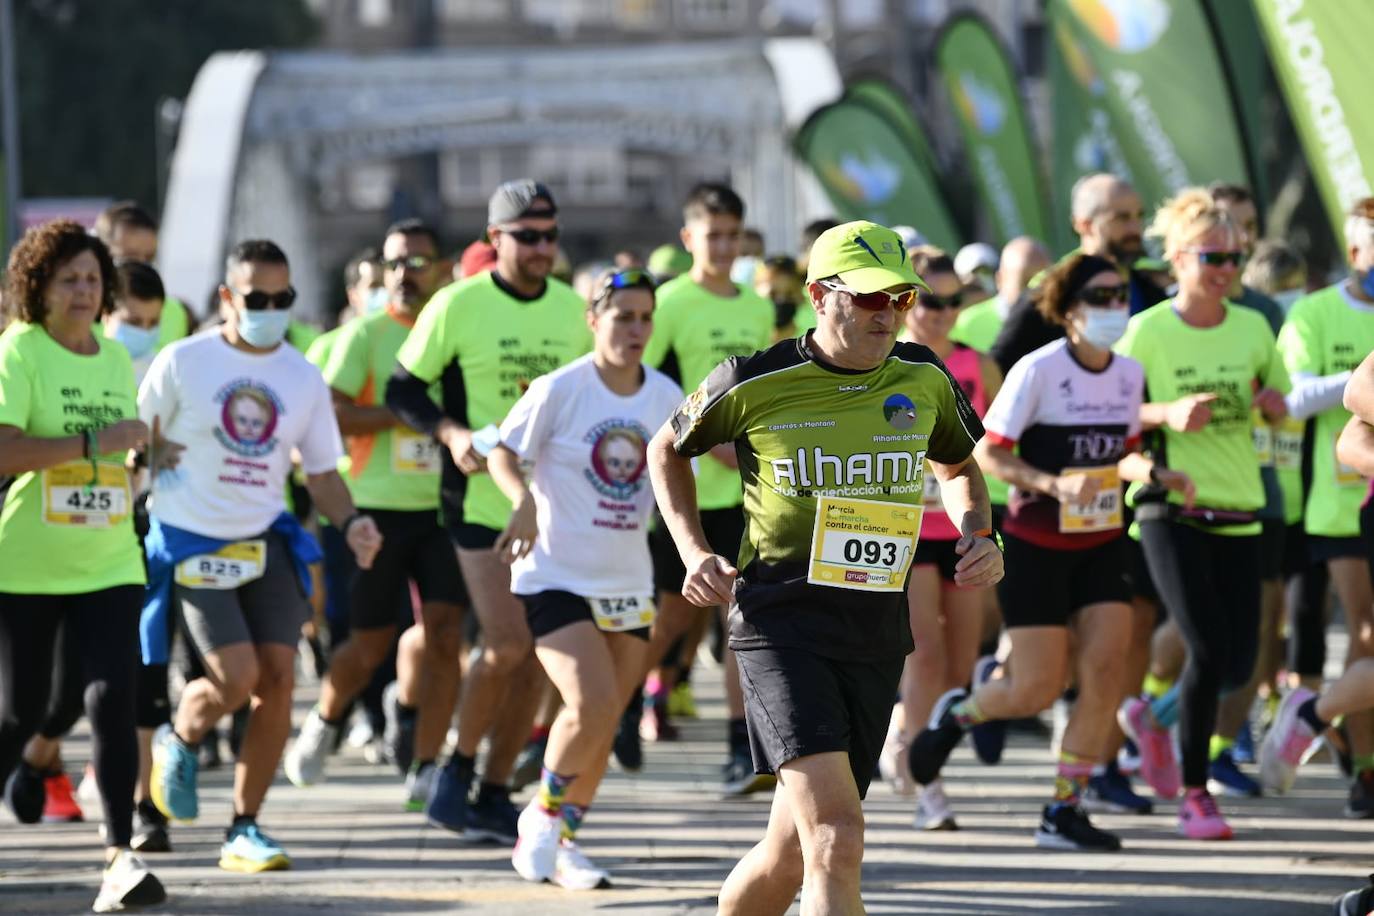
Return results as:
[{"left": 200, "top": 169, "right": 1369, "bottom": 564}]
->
[
  {"left": 387, "top": 180, "right": 590, "bottom": 842},
  {"left": 284, "top": 220, "right": 466, "bottom": 813},
  {"left": 650, "top": 220, "right": 1001, "bottom": 912},
  {"left": 144, "top": 240, "right": 382, "bottom": 873}
]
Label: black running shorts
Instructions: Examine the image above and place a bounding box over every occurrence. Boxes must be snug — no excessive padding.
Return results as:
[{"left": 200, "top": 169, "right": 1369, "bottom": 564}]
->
[
  {"left": 998, "top": 532, "right": 1131, "bottom": 628},
  {"left": 650, "top": 506, "right": 746, "bottom": 594},
  {"left": 519, "top": 589, "right": 650, "bottom": 642},
  {"left": 912, "top": 537, "right": 960, "bottom": 584},
  {"left": 735, "top": 645, "right": 903, "bottom": 800},
  {"left": 351, "top": 509, "right": 465, "bottom": 629}
]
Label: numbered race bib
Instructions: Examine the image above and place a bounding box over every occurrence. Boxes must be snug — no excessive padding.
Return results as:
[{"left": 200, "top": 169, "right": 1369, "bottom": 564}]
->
[
  {"left": 1252, "top": 409, "right": 1274, "bottom": 467},
  {"left": 1058, "top": 466, "right": 1123, "bottom": 534},
  {"left": 42, "top": 461, "right": 131, "bottom": 529},
  {"left": 808, "top": 496, "right": 921, "bottom": 592},
  {"left": 1274, "top": 418, "right": 1304, "bottom": 472},
  {"left": 922, "top": 460, "right": 943, "bottom": 511},
  {"left": 174, "top": 540, "right": 267, "bottom": 590},
  {"left": 392, "top": 429, "right": 441, "bottom": 475},
  {"left": 588, "top": 594, "right": 656, "bottom": 633},
  {"left": 1336, "top": 434, "right": 1365, "bottom": 488}
]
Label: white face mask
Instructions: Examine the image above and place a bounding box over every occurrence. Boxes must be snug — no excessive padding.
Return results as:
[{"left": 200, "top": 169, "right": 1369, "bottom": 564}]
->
[
  {"left": 236, "top": 307, "right": 291, "bottom": 348},
  {"left": 1077, "top": 306, "right": 1130, "bottom": 349},
  {"left": 363, "top": 287, "right": 389, "bottom": 314},
  {"left": 1272, "top": 288, "right": 1303, "bottom": 315},
  {"left": 730, "top": 256, "right": 759, "bottom": 286}
]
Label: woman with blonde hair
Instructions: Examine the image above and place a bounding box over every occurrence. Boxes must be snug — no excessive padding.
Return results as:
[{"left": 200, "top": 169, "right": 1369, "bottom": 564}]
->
[{"left": 1114, "top": 188, "right": 1289, "bottom": 839}]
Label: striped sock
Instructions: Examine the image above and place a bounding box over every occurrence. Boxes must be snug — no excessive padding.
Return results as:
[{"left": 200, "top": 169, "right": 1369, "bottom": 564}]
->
[
  {"left": 560, "top": 802, "right": 588, "bottom": 840},
  {"left": 537, "top": 768, "right": 575, "bottom": 816},
  {"left": 952, "top": 697, "right": 986, "bottom": 729},
  {"left": 1054, "top": 751, "right": 1095, "bottom": 803}
]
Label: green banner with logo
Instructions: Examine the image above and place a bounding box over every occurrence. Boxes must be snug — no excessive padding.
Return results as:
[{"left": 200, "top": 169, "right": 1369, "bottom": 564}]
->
[
  {"left": 1205, "top": 0, "right": 1272, "bottom": 210},
  {"left": 1252, "top": 0, "right": 1374, "bottom": 243},
  {"left": 933, "top": 15, "right": 1050, "bottom": 247},
  {"left": 1045, "top": 6, "right": 1138, "bottom": 254},
  {"left": 794, "top": 95, "right": 962, "bottom": 252},
  {"left": 1048, "top": 0, "right": 1251, "bottom": 213},
  {"left": 845, "top": 78, "right": 943, "bottom": 184}
]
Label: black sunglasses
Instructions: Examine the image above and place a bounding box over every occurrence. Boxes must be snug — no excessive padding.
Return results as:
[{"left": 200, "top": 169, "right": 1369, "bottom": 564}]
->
[
  {"left": 1077, "top": 284, "right": 1129, "bottom": 306},
  {"left": 1192, "top": 249, "right": 1244, "bottom": 268},
  {"left": 501, "top": 226, "right": 560, "bottom": 246},
  {"left": 917, "top": 291, "right": 963, "bottom": 310},
  {"left": 230, "top": 285, "right": 296, "bottom": 311},
  {"left": 383, "top": 255, "right": 434, "bottom": 271}
]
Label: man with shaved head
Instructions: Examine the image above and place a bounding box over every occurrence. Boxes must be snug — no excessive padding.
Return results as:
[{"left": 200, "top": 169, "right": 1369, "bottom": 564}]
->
[
  {"left": 951, "top": 236, "right": 1051, "bottom": 353},
  {"left": 990, "top": 173, "right": 1169, "bottom": 374}
]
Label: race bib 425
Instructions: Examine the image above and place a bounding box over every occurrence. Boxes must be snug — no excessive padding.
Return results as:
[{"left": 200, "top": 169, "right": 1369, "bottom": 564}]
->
[{"left": 42, "top": 461, "right": 131, "bottom": 529}]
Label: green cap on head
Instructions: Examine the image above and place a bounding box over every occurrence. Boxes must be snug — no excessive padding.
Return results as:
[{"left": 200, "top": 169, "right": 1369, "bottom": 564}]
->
[
  {"left": 647, "top": 244, "right": 693, "bottom": 281},
  {"left": 804, "top": 220, "right": 928, "bottom": 293}
]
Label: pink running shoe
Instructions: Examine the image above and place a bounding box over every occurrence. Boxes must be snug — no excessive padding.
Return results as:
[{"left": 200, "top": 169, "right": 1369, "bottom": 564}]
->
[
  {"left": 1259, "top": 687, "right": 1318, "bottom": 795},
  {"left": 1178, "top": 788, "right": 1233, "bottom": 840},
  {"left": 1117, "top": 696, "right": 1180, "bottom": 800}
]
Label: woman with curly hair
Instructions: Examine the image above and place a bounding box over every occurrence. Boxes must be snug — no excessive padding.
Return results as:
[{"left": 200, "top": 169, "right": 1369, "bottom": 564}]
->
[{"left": 0, "top": 220, "right": 165, "bottom": 911}]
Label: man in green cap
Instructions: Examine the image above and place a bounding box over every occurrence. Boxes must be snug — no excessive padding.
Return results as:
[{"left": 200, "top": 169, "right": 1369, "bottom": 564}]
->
[{"left": 649, "top": 220, "right": 1004, "bottom": 914}]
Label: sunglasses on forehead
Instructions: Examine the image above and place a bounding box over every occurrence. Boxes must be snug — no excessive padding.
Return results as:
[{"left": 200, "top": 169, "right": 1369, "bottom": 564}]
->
[
  {"left": 1076, "top": 284, "right": 1129, "bottom": 306},
  {"left": 594, "top": 268, "right": 656, "bottom": 303},
  {"left": 499, "top": 226, "right": 560, "bottom": 246},
  {"left": 1186, "top": 248, "right": 1244, "bottom": 267},
  {"left": 817, "top": 278, "right": 918, "bottom": 312},
  {"left": 229, "top": 285, "right": 297, "bottom": 311}
]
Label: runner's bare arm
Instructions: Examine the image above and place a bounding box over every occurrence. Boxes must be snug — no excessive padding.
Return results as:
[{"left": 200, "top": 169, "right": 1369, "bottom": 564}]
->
[
  {"left": 647, "top": 422, "right": 736, "bottom": 607},
  {"left": 1118, "top": 451, "right": 1195, "bottom": 509},
  {"left": 305, "top": 468, "right": 383, "bottom": 569},
  {"left": 973, "top": 438, "right": 1061, "bottom": 498},
  {"left": 330, "top": 388, "right": 396, "bottom": 436},
  {"left": 929, "top": 455, "right": 1002, "bottom": 588},
  {"left": 1336, "top": 415, "right": 1374, "bottom": 478},
  {"left": 488, "top": 444, "right": 537, "bottom": 563},
  {"left": 1344, "top": 351, "right": 1374, "bottom": 424},
  {"left": 0, "top": 421, "right": 148, "bottom": 476}
]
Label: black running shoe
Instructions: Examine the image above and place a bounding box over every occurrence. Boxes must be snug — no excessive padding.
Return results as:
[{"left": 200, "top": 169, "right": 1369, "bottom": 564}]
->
[
  {"left": 907, "top": 688, "right": 967, "bottom": 786},
  {"left": 612, "top": 701, "right": 644, "bottom": 773},
  {"left": 968, "top": 656, "right": 1006, "bottom": 765},
  {"left": 1345, "top": 770, "right": 1374, "bottom": 819},
  {"left": 1335, "top": 874, "right": 1374, "bottom": 915},
  {"left": 1034, "top": 802, "right": 1122, "bottom": 851},
  {"left": 3, "top": 761, "right": 45, "bottom": 824},
  {"left": 131, "top": 800, "right": 172, "bottom": 853},
  {"left": 466, "top": 788, "right": 519, "bottom": 844}
]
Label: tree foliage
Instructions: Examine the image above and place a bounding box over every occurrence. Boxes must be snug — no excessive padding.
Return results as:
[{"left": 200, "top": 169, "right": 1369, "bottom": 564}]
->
[{"left": 15, "top": 0, "right": 316, "bottom": 209}]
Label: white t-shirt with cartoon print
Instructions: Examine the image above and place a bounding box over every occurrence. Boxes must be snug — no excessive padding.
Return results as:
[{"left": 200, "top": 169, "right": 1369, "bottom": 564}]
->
[
  {"left": 139, "top": 329, "right": 343, "bottom": 540},
  {"left": 500, "top": 354, "right": 682, "bottom": 599}
]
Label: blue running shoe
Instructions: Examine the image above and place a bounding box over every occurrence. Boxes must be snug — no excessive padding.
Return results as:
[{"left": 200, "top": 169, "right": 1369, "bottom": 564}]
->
[
  {"left": 467, "top": 787, "right": 519, "bottom": 845},
  {"left": 1233, "top": 720, "right": 1256, "bottom": 765},
  {"left": 969, "top": 656, "right": 1006, "bottom": 765},
  {"left": 220, "top": 820, "right": 290, "bottom": 873},
  {"left": 426, "top": 760, "right": 473, "bottom": 835},
  {"left": 1208, "top": 749, "right": 1262, "bottom": 797},
  {"left": 1082, "top": 763, "right": 1153, "bottom": 815},
  {"left": 150, "top": 724, "right": 199, "bottom": 822}
]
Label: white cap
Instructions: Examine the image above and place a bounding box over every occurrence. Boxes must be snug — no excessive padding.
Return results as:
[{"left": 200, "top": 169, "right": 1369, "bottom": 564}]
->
[
  {"left": 891, "top": 225, "right": 927, "bottom": 251},
  {"left": 954, "top": 242, "right": 999, "bottom": 284}
]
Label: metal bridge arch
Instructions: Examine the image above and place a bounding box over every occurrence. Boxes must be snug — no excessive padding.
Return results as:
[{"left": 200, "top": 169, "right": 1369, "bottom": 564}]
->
[{"left": 160, "top": 39, "right": 840, "bottom": 320}]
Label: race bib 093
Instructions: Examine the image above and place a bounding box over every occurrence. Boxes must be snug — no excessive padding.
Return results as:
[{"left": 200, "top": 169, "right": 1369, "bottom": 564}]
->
[{"left": 808, "top": 496, "right": 920, "bottom": 592}]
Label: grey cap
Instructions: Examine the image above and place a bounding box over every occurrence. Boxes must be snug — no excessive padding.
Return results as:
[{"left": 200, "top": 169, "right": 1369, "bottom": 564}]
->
[{"left": 487, "top": 179, "right": 557, "bottom": 225}]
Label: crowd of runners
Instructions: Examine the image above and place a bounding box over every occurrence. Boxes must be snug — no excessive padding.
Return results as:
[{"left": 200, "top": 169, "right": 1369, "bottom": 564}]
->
[{"left": 2, "top": 169, "right": 1374, "bottom": 914}]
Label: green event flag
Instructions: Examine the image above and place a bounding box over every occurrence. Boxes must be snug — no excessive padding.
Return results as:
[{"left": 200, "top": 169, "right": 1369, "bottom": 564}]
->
[
  {"left": 1252, "top": 0, "right": 1374, "bottom": 242},
  {"left": 794, "top": 95, "right": 962, "bottom": 251},
  {"left": 1048, "top": 0, "right": 1251, "bottom": 212},
  {"left": 1045, "top": 6, "right": 1138, "bottom": 254},
  {"left": 845, "top": 78, "right": 943, "bottom": 183},
  {"left": 1204, "top": 0, "right": 1272, "bottom": 210},
  {"left": 934, "top": 15, "right": 1050, "bottom": 247}
]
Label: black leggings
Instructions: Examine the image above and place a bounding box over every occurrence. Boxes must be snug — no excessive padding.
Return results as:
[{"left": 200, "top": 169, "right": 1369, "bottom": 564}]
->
[
  {"left": 1139, "top": 521, "right": 1260, "bottom": 788},
  {"left": 0, "top": 587, "right": 142, "bottom": 847}
]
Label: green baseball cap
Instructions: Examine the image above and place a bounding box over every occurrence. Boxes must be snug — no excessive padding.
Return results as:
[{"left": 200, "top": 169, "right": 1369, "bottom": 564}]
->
[
  {"left": 647, "top": 244, "right": 693, "bottom": 280},
  {"left": 804, "top": 220, "right": 928, "bottom": 293}
]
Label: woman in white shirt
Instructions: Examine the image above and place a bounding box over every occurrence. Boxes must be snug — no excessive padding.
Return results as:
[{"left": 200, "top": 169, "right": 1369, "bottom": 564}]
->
[{"left": 490, "top": 269, "right": 682, "bottom": 890}]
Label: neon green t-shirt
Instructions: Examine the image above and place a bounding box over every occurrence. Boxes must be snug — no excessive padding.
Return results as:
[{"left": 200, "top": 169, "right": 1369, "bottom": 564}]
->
[
  {"left": 1276, "top": 283, "right": 1374, "bottom": 537},
  {"left": 0, "top": 324, "right": 146, "bottom": 593},
  {"left": 288, "top": 320, "right": 322, "bottom": 353},
  {"left": 1116, "top": 300, "right": 1290, "bottom": 536},
  {"left": 642, "top": 275, "right": 773, "bottom": 511},
  {"left": 396, "top": 273, "right": 591, "bottom": 530},
  {"left": 951, "top": 297, "right": 1004, "bottom": 353},
  {"left": 323, "top": 311, "right": 442, "bottom": 512},
  {"left": 156, "top": 296, "right": 191, "bottom": 351}
]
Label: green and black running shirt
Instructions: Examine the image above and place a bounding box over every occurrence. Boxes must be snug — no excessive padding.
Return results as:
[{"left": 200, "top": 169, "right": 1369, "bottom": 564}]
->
[{"left": 670, "top": 334, "right": 983, "bottom": 661}]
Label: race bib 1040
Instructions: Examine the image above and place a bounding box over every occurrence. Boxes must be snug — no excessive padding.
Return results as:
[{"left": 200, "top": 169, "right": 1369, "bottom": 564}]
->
[{"left": 807, "top": 496, "right": 920, "bottom": 592}]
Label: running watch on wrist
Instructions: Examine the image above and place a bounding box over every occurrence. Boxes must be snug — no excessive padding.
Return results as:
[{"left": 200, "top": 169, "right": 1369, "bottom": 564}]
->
[{"left": 973, "top": 526, "right": 1004, "bottom": 552}]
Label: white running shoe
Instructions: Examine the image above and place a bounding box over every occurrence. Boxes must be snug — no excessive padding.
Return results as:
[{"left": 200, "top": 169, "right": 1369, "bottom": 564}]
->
[
  {"left": 284, "top": 708, "right": 338, "bottom": 788},
  {"left": 511, "top": 800, "right": 563, "bottom": 883},
  {"left": 552, "top": 839, "right": 610, "bottom": 890},
  {"left": 1260, "top": 687, "right": 1318, "bottom": 795},
  {"left": 914, "top": 778, "right": 957, "bottom": 831},
  {"left": 93, "top": 850, "right": 166, "bottom": 913},
  {"left": 877, "top": 714, "right": 914, "bottom": 797}
]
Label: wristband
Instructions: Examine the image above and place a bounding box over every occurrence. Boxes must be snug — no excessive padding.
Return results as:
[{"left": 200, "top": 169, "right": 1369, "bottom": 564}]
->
[
  {"left": 973, "top": 527, "right": 1004, "bottom": 552},
  {"left": 82, "top": 427, "right": 99, "bottom": 459},
  {"left": 341, "top": 513, "right": 364, "bottom": 536},
  {"left": 1148, "top": 465, "right": 1163, "bottom": 485}
]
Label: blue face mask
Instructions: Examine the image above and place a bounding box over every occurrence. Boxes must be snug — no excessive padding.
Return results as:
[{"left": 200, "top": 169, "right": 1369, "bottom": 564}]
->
[
  {"left": 111, "top": 323, "right": 159, "bottom": 359},
  {"left": 237, "top": 308, "right": 291, "bottom": 348},
  {"left": 364, "top": 287, "right": 389, "bottom": 314}
]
